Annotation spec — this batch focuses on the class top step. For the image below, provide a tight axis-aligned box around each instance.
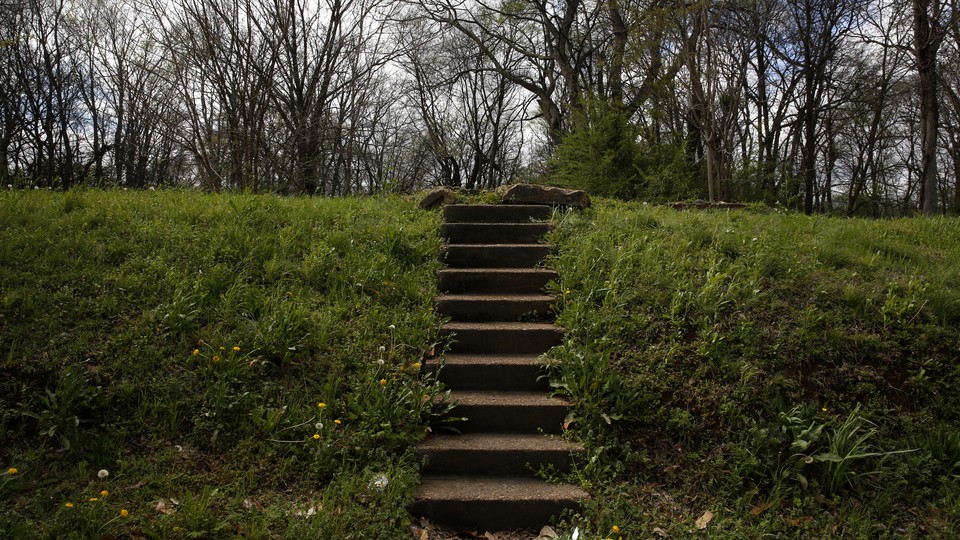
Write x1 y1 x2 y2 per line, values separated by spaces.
444 204 551 223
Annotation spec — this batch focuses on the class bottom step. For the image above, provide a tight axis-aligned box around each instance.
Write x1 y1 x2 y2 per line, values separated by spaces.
411 476 588 532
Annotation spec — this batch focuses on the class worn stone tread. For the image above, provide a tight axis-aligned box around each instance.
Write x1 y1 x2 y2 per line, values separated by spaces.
415 476 588 502
436 294 556 302
418 433 580 453
443 204 552 223
437 354 545 367
449 390 569 407
441 321 562 332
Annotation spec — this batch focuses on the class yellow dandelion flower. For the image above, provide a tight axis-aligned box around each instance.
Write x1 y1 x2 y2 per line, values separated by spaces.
89 497 98 502
120 509 129 517
213 355 220 363
317 402 326 408
412 362 421 370
100 490 109 496
379 378 387 385
334 419 342 425
822 407 828 413
232 346 240 352
65 502 74 508
7 467 16 474
312 433 320 440
219 346 225 351
192 349 199 356
612 525 620 533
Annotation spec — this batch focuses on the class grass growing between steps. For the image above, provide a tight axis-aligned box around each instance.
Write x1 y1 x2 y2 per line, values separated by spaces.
0 189 445 538
546 200 960 538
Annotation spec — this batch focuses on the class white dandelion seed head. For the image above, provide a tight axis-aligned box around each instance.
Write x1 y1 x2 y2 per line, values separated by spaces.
378 346 386 352
314 422 323 430
377 358 384 365
97 469 109 479
369 473 388 491
388 324 396 331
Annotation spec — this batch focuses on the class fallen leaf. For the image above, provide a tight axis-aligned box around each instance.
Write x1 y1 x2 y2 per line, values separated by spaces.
483 533 498 540
153 499 175 515
294 504 317 517
242 498 264 510
538 525 558 539
695 510 714 530
653 527 668 537
750 500 773 516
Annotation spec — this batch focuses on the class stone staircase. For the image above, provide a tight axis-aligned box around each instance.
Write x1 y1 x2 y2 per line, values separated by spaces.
412 204 588 532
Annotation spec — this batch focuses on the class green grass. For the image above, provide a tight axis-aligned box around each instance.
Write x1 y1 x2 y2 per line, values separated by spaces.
0 189 444 538
5 190 960 538
545 200 960 538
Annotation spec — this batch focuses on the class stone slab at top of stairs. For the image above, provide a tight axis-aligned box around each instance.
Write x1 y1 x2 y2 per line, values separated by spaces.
501 184 591 209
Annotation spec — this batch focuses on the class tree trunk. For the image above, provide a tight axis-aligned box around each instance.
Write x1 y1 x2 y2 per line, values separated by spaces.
913 0 940 215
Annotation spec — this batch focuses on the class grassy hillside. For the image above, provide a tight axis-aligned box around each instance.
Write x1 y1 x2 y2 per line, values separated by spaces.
3 190 960 538
546 201 960 538
0 190 444 538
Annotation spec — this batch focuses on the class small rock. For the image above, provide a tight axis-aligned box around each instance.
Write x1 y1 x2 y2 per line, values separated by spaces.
418 188 456 209
501 184 590 209
538 525 559 539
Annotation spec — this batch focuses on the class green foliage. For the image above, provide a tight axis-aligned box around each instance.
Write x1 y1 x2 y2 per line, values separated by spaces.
924 426 960 476
19 367 104 456
0 189 443 537
550 98 699 201
742 405 914 498
545 200 960 537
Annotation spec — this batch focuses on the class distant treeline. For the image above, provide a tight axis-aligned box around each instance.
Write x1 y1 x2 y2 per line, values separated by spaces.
2 0 959 215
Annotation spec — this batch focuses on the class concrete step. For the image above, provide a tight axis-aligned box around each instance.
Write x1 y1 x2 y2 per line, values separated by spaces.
425 354 548 391
441 223 552 244
441 244 550 268
440 322 563 354
411 476 587 532
417 433 583 476
436 294 555 322
438 268 559 295
447 390 569 433
444 204 552 224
